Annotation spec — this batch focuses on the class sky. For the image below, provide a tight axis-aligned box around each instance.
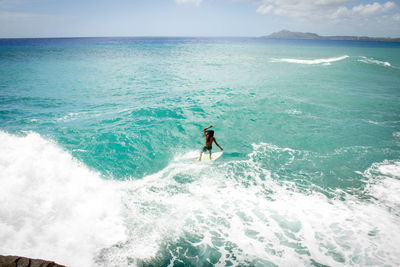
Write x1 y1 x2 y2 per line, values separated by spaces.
0 0 399 38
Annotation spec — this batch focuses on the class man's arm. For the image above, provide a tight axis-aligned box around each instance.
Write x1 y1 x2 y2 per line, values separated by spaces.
203 124 213 134
213 138 223 151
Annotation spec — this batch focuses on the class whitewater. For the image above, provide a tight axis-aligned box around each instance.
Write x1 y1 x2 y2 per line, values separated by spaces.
1 37 400 266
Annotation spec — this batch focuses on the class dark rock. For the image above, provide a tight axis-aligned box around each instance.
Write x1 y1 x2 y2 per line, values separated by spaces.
0 255 66 267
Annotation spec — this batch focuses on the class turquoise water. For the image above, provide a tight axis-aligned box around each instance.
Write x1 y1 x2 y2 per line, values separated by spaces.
1 37 400 266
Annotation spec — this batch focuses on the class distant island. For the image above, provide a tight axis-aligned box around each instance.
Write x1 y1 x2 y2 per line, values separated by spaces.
263 30 400 43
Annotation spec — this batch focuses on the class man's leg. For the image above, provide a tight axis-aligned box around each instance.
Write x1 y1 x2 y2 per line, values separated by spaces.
199 148 203 161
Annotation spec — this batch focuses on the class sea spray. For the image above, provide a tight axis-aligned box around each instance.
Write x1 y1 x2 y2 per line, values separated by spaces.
0 131 126 267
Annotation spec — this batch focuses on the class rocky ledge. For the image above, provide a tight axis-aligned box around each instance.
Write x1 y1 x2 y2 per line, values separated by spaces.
0 255 65 267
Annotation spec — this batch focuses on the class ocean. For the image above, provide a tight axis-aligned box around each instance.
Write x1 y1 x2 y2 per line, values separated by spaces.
0 37 399 266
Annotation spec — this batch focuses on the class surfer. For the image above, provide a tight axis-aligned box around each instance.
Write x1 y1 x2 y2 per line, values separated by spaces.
199 125 223 160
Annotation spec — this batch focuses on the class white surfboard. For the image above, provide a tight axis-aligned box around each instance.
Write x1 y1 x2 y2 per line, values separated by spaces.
197 151 224 162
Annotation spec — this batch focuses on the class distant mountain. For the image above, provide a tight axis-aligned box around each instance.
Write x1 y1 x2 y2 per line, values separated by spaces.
267 30 320 39
264 30 400 42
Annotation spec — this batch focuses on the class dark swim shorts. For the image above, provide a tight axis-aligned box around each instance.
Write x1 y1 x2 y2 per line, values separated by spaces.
201 146 212 152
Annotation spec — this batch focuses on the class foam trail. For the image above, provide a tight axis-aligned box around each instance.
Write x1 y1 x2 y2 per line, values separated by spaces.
0 131 126 267
270 55 349 65
101 143 400 266
362 160 400 214
358 56 391 67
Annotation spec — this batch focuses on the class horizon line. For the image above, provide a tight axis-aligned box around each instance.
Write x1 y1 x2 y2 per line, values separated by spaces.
0 35 258 40
1 32 399 41
1 35 400 41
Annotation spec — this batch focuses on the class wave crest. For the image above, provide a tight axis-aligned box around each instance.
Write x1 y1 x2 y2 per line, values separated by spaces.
270 55 349 65
0 131 126 267
358 56 392 67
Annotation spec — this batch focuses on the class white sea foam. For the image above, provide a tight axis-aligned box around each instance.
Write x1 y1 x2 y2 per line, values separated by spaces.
362 160 400 215
358 56 391 67
1 134 400 266
172 149 201 161
104 143 400 266
367 119 383 125
56 112 84 122
285 109 302 115
0 131 126 267
270 55 349 65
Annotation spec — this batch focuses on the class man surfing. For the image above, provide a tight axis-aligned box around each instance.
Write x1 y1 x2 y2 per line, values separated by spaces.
199 125 223 161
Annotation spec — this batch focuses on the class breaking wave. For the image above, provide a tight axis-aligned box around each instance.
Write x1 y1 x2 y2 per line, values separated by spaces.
1 132 400 266
270 55 349 65
0 131 126 267
358 56 392 67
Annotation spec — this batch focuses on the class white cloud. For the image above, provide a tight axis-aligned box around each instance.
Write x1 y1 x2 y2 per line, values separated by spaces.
173 0 399 22
251 0 400 36
331 6 351 19
256 4 273 14
352 1 396 16
253 0 398 20
174 0 203 6
254 0 348 18
314 0 346 6
330 1 397 19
